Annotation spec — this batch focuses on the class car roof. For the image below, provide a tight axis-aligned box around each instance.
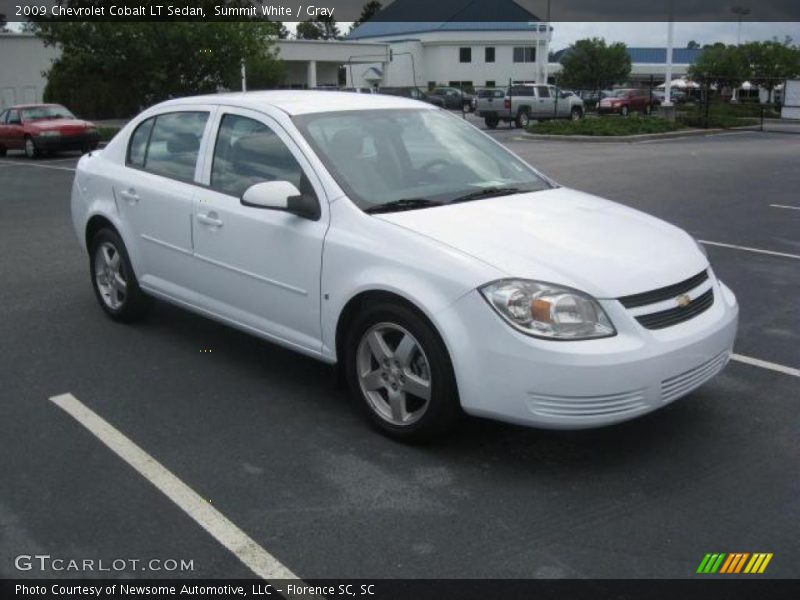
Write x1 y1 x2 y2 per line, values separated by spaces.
155 90 433 116
6 103 64 109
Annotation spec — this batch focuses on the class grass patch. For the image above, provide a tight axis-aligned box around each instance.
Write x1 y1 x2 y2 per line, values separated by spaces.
97 126 120 142
527 116 685 136
677 114 759 129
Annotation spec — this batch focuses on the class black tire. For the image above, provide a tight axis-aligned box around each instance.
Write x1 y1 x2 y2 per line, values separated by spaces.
515 110 531 129
484 115 499 129
620 105 629 117
345 302 460 442
89 228 151 322
24 136 40 159
570 107 583 121
645 104 653 116
0 145 6 157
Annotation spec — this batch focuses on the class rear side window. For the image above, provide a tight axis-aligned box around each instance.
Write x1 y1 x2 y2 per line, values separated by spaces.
145 112 208 181
210 114 308 199
126 111 209 181
127 118 154 168
510 86 534 97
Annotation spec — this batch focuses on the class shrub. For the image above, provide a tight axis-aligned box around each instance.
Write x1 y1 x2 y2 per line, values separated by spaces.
527 116 684 136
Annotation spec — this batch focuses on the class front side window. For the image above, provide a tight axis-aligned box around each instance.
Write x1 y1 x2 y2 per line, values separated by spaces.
294 109 549 211
0 110 7 123
211 113 308 199
7 110 21 124
143 112 208 181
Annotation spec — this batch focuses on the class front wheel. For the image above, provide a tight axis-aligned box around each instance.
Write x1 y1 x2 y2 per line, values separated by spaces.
645 104 653 115
570 107 583 121
515 110 531 129
89 228 151 322
345 302 460 442
24 136 39 159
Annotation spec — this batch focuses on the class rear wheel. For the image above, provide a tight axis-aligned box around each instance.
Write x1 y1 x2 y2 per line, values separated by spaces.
484 114 499 129
89 228 151 322
515 110 531 129
644 104 653 115
345 302 460 442
570 107 583 121
24 136 39 159
620 105 629 117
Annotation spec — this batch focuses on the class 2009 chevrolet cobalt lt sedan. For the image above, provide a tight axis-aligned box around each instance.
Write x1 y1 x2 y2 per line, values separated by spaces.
71 91 738 441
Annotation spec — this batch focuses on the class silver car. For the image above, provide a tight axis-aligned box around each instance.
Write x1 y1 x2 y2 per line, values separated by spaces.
477 84 585 129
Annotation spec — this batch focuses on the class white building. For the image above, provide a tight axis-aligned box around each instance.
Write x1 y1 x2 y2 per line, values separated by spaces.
345 20 551 90
0 32 60 110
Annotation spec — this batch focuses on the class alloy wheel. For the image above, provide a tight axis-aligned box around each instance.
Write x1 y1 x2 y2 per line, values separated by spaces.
94 241 128 310
25 138 36 158
356 322 432 426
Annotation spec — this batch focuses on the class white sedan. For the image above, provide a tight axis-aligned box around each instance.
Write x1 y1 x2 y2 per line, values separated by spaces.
70 91 738 441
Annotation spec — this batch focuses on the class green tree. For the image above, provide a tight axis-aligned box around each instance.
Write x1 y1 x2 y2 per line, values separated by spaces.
0 13 8 32
558 38 631 91
687 40 700 49
36 21 282 118
688 44 749 92
349 1 382 33
296 19 323 40
741 40 800 101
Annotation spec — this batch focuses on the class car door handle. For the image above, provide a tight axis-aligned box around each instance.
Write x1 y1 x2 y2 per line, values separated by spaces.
119 189 139 204
196 212 223 228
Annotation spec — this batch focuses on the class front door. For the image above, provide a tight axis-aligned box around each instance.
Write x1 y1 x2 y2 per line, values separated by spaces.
192 109 328 355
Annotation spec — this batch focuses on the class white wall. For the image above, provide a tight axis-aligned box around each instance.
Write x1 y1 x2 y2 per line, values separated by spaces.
0 34 61 110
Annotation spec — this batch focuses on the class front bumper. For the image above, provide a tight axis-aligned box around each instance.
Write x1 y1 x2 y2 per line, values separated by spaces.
436 276 739 429
597 105 623 114
34 132 100 152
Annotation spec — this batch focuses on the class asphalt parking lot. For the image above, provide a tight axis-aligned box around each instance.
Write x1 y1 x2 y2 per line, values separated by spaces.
1 127 798 581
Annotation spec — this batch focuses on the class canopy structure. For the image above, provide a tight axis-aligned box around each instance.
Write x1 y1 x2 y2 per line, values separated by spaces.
657 78 700 89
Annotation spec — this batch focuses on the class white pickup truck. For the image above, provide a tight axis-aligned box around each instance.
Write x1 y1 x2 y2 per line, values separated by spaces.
476 84 584 129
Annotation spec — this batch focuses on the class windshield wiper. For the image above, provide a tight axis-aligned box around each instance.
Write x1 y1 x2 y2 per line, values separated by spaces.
364 198 444 214
449 187 522 204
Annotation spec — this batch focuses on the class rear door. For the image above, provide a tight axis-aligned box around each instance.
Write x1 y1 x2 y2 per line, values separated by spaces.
5 109 25 149
114 107 214 301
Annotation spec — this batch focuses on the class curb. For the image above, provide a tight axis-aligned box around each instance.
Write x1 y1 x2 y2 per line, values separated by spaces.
521 125 761 143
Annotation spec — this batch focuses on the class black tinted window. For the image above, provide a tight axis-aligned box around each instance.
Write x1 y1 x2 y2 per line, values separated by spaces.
510 86 534 97
211 114 307 198
537 86 550 98
127 118 155 168
144 112 208 181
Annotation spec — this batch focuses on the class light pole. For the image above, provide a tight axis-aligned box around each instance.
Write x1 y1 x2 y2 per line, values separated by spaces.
731 6 750 45
662 1 675 120
542 0 551 84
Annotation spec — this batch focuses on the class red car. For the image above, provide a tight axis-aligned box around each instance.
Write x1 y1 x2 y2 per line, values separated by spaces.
0 103 100 158
597 89 658 116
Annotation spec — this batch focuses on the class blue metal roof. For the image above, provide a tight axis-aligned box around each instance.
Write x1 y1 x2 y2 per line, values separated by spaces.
625 47 703 64
347 21 544 40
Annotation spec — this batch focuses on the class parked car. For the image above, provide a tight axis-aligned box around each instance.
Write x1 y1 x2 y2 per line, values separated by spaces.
70 91 738 441
598 89 658 116
652 88 689 104
478 84 585 128
428 86 474 111
0 103 100 158
377 87 443 107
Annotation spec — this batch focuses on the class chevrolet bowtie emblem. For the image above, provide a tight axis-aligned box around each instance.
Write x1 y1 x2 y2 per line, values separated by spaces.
676 294 692 308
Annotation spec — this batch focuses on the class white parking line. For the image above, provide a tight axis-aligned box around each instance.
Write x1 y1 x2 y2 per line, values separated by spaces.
0 160 75 172
731 354 800 378
698 240 800 261
49 393 301 581
770 204 800 211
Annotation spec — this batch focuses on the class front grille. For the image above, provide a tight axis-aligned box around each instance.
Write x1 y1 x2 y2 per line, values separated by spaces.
635 289 715 330
619 270 709 309
661 351 729 403
527 389 647 419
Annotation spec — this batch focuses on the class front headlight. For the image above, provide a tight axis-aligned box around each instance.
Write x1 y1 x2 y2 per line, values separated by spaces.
37 130 60 137
479 279 616 340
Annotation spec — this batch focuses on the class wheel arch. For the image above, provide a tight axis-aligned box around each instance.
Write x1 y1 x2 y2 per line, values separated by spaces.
85 214 120 251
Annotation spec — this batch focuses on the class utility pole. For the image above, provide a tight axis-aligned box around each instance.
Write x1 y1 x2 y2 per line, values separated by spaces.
241 59 247 92
542 0 551 84
732 6 750 45
662 1 675 121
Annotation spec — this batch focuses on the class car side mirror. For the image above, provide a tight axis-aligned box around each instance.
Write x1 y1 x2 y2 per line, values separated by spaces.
241 181 320 221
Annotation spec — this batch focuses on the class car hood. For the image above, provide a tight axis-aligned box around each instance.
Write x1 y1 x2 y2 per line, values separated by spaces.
375 187 707 299
27 119 93 131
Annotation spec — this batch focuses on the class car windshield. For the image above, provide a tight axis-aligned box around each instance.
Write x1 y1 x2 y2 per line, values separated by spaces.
294 109 550 211
21 105 75 121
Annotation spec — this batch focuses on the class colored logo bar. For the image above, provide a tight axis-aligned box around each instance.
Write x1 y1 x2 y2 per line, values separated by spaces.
696 553 773 574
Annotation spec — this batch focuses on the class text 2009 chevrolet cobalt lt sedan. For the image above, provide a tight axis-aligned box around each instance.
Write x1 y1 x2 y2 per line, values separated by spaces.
71 91 738 441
